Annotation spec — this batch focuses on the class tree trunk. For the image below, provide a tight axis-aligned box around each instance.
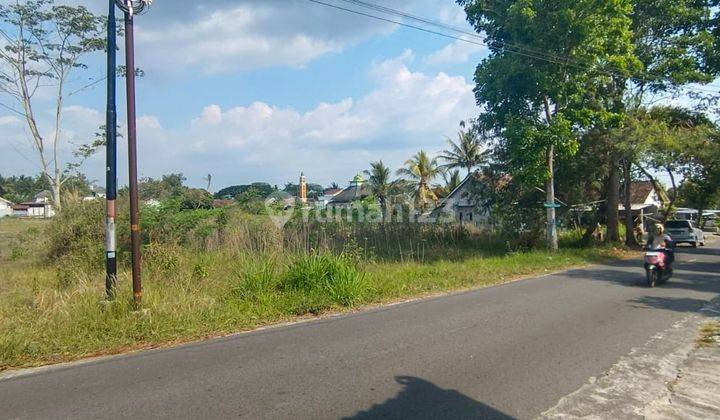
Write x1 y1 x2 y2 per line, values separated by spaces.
623 160 639 247
606 152 620 243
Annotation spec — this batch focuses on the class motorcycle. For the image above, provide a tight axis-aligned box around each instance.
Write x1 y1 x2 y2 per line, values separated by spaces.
643 240 674 288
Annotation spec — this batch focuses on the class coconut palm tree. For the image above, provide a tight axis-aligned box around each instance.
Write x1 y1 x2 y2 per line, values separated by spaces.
364 160 392 219
441 169 462 196
396 150 442 212
438 130 489 175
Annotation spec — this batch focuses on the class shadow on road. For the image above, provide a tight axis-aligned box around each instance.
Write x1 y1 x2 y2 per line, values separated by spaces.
628 296 714 313
344 376 514 420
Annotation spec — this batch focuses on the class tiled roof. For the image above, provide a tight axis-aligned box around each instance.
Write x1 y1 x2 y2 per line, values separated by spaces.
328 183 371 204
628 181 655 204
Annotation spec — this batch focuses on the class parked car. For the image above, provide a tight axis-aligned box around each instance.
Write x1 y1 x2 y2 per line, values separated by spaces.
664 220 705 247
702 218 719 235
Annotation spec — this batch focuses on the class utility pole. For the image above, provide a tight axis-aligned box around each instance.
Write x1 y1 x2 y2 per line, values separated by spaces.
545 144 559 251
105 0 117 300
117 0 151 308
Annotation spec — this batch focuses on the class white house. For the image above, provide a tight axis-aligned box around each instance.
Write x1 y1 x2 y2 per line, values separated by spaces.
11 190 55 218
0 196 13 218
429 171 493 227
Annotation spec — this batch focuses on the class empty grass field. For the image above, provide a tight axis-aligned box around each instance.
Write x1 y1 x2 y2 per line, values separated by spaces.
0 213 628 370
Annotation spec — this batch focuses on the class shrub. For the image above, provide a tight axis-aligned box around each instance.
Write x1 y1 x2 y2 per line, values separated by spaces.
229 255 280 301
45 200 105 269
283 253 366 307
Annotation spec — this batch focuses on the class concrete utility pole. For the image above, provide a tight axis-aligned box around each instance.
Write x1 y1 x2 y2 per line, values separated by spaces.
105 0 118 300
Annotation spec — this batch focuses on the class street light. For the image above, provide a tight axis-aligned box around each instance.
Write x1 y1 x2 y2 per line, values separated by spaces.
115 0 152 309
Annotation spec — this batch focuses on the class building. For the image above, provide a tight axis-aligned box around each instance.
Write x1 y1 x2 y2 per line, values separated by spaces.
429 171 492 226
299 172 308 204
0 196 13 218
317 187 343 208
619 181 662 232
326 174 371 210
11 190 55 218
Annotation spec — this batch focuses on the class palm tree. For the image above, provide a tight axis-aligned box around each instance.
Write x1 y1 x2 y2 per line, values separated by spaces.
203 174 212 191
438 130 489 175
441 169 462 196
396 150 442 212
364 160 392 219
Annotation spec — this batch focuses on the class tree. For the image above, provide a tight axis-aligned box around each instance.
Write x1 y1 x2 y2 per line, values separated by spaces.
363 160 392 220
179 188 213 210
138 173 186 201
0 173 50 203
396 150 442 213
203 174 212 191
459 0 639 250
440 169 463 196
677 128 720 225
438 129 488 175
0 1 105 211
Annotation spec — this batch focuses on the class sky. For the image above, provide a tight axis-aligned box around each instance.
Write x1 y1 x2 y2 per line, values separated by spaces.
0 0 489 191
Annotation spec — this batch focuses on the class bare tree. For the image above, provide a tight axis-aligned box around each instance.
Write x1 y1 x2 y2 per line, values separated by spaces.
0 0 105 210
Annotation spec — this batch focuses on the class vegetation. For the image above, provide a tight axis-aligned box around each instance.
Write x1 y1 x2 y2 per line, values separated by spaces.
458 0 720 247
0 0 106 210
0 201 627 370
396 150 443 213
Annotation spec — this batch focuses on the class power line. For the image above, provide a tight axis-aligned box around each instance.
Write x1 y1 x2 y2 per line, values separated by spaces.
308 0 720 96
306 0 581 73
68 76 107 97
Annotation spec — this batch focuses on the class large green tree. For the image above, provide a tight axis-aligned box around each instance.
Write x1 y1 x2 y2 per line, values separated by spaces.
458 0 640 250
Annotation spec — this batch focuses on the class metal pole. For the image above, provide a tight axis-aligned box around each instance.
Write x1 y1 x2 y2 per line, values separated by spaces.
105 0 117 300
124 10 142 308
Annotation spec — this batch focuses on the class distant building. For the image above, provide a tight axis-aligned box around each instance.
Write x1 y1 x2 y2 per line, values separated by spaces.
0 196 13 218
429 171 492 226
299 172 308 204
326 174 371 210
83 185 107 201
619 181 662 232
317 187 343 208
11 190 55 218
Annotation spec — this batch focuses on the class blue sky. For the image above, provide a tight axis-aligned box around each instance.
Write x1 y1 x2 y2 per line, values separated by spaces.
0 0 490 190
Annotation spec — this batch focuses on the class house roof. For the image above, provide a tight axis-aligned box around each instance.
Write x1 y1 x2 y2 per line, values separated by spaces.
34 190 52 200
20 202 47 207
322 188 343 197
628 181 655 204
12 205 29 210
0 196 13 205
328 182 371 204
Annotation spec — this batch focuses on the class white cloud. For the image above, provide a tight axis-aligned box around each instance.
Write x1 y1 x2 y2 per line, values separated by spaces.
144 51 477 186
1 51 478 188
423 40 487 66
132 1 395 76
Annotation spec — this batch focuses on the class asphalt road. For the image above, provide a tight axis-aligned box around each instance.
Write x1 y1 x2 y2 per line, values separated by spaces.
2 241 719 420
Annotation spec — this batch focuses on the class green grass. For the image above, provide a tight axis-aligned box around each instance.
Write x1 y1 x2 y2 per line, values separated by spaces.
0 216 628 370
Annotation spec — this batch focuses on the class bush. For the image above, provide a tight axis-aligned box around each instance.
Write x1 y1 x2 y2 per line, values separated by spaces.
45 200 105 269
283 253 366 307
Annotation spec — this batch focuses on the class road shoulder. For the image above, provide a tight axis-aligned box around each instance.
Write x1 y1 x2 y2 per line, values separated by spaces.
540 297 720 419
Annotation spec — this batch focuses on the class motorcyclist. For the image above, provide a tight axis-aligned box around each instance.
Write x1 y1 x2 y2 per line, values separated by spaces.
648 223 674 265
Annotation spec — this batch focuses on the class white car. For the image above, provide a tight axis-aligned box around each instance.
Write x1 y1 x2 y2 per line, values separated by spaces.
664 220 705 247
